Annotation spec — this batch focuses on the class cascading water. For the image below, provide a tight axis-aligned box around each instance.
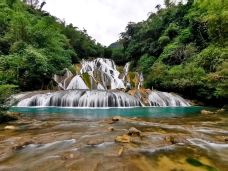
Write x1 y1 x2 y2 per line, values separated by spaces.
122 62 130 81
16 90 189 107
137 72 144 89
80 58 125 90
66 75 89 90
17 90 141 108
148 91 190 107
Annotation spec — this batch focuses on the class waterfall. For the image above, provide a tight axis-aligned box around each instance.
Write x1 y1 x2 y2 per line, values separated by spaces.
137 73 144 89
16 58 191 108
17 90 142 108
122 62 130 80
97 83 105 90
66 75 89 90
80 58 125 90
148 91 190 107
16 90 190 108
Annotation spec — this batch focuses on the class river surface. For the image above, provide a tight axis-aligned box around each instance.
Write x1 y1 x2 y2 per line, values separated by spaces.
0 107 227 171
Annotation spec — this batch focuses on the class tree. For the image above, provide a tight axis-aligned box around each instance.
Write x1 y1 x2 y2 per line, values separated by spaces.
118 0 227 104
23 0 46 9
23 0 39 7
155 4 161 11
39 1 46 10
164 0 173 8
0 0 103 91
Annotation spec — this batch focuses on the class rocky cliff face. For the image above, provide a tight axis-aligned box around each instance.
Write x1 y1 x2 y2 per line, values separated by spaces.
53 58 143 91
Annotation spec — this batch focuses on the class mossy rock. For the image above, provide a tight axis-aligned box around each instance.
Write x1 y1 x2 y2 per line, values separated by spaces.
128 72 136 80
75 64 82 74
68 65 77 75
127 72 140 88
117 66 124 73
81 73 91 89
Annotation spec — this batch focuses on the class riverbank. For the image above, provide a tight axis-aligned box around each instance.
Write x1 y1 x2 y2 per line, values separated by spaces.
0 109 227 171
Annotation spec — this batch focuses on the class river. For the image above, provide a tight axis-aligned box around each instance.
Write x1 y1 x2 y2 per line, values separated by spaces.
0 107 227 171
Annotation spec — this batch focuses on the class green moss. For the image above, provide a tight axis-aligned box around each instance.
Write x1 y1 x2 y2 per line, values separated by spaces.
128 72 136 88
117 66 124 73
81 73 91 89
128 72 136 80
68 65 77 75
186 158 218 171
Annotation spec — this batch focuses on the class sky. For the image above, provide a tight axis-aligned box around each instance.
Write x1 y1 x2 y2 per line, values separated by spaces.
43 0 164 46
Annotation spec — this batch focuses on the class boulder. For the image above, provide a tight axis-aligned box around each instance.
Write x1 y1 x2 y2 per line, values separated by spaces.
128 127 141 136
115 135 131 143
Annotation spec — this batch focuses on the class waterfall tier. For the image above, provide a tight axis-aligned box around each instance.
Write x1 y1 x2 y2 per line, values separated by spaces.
16 90 190 108
17 90 142 108
148 91 190 107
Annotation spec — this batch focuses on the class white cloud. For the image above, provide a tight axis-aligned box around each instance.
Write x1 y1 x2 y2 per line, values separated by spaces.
43 0 164 46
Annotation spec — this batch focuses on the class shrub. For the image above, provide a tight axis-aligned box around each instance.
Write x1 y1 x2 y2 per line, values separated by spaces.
0 84 18 105
138 54 156 74
158 36 170 46
194 45 225 73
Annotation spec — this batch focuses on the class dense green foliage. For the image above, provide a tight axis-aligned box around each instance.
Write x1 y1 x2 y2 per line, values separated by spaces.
114 0 227 104
0 0 104 93
0 84 18 105
0 84 18 123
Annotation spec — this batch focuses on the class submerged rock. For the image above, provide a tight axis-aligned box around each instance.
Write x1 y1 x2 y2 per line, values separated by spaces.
12 141 35 150
112 116 121 122
115 135 131 143
164 135 187 144
86 139 104 146
4 125 17 130
108 127 114 131
201 110 215 115
128 127 141 136
225 138 228 143
62 152 76 160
